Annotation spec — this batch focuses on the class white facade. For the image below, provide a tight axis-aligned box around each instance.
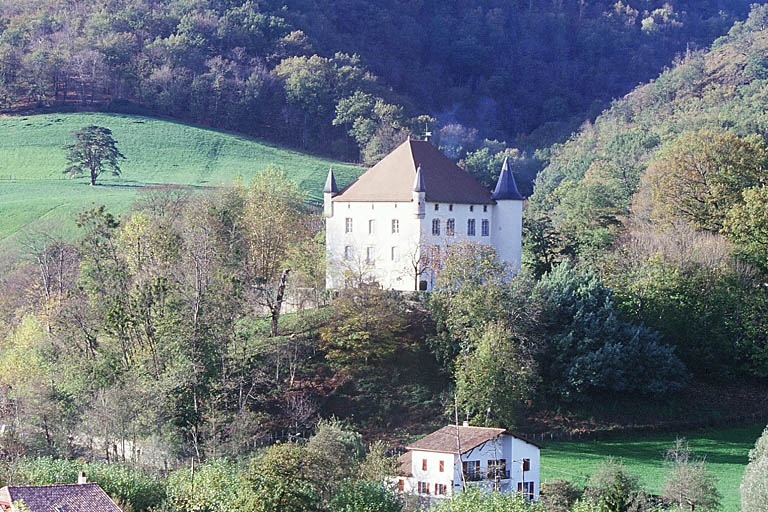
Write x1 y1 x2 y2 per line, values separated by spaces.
396 428 541 501
324 140 524 291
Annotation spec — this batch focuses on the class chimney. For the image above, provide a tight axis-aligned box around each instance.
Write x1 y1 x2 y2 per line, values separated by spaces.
77 471 87 485
462 421 469 427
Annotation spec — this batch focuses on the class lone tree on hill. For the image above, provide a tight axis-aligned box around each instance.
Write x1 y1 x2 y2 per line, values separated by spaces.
63 125 125 186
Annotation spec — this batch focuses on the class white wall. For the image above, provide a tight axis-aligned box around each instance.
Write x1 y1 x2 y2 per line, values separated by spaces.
326 199 422 291
326 198 523 291
491 200 523 272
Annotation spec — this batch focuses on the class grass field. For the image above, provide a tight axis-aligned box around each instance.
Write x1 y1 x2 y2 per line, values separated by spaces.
0 112 363 247
541 423 765 511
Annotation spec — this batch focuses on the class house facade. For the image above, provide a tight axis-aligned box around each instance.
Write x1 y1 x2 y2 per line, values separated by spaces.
324 139 524 291
396 424 542 501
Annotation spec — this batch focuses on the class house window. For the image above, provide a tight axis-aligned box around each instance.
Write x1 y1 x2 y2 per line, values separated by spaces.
432 219 440 236
483 205 488 212
345 218 353 233
369 219 375 234
391 246 399 261
391 219 399 234
518 482 534 501
467 219 476 236
366 246 375 265
435 483 447 495
469 205 474 212
522 458 531 472
449 204 453 211
417 481 430 495
397 479 405 492
422 459 427 471
463 460 480 480
344 246 352 261
489 459 507 479
439 460 444 472
446 219 455 236
434 204 439 211
481 219 489 236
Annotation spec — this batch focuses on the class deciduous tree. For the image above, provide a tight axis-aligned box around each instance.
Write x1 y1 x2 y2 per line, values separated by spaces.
62 125 125 186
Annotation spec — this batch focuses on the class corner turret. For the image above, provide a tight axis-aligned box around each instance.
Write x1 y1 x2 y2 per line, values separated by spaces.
323 167 338 218
490 157 524 272
413 164 426 218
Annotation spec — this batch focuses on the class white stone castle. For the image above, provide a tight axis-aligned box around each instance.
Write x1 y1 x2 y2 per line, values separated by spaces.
324 139 523 291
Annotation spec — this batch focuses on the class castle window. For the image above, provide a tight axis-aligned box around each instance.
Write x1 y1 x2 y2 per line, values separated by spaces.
434 204 439 211
392 219 399 234
483 205 488 212
368 219 375 234
391 246 399 261
432 219 440 236
366 246 375 265
344 246 352 260
470 205 474 212
430 245 440 262
345 218 353 233
481 219 489 237
446 218 455 236
449 204 453 211
467 219 476 236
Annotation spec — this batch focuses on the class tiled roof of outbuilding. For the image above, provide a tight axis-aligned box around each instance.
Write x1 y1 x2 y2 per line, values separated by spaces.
0 483 122 512
407 425 543 454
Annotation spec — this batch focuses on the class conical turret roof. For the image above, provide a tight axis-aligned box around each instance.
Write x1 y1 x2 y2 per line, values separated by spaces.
491 157 524 200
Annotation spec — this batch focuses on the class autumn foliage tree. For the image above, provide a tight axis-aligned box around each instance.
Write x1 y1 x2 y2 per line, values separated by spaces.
649 130 768 231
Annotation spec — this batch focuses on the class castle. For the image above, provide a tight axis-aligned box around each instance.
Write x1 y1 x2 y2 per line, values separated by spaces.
324 139 523 291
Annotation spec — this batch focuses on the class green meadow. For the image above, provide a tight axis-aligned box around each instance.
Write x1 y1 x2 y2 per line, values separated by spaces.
0 112 363 247
541 423 765 511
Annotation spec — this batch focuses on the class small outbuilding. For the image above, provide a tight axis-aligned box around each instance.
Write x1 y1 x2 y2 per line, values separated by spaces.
0 473 121 512
395 423 542 501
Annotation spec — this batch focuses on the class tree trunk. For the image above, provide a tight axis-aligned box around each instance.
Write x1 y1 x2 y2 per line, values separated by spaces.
270 269 290 336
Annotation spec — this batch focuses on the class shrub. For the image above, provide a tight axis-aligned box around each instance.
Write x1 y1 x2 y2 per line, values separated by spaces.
330 480 401 512
742 425 768 512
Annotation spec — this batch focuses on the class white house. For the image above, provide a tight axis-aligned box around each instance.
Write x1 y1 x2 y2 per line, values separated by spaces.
395 424 542 501
324 139 524 291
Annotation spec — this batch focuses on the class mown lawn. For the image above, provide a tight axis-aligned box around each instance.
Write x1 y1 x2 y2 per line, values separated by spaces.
541 423 765 511
0 112 362 246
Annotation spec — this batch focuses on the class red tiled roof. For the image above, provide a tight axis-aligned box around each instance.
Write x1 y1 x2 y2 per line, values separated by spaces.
0 483 121 512
397 451 413 477
333 139 494 204
407 425 543 454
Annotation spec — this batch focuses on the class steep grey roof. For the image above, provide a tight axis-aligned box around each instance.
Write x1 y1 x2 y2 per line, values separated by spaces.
333 139 494 204
406 425 543 454
0 483 122 512
323 167 338 194
413 165 425 192
491 157 524 200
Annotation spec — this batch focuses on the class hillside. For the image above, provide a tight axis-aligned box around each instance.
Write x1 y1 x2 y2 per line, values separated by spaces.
0 113 362 246
528 5 768 259
0 0 757 162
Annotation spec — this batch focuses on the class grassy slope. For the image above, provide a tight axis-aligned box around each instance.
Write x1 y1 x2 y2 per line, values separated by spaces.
0 112 363 246
542 423 764 511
